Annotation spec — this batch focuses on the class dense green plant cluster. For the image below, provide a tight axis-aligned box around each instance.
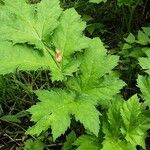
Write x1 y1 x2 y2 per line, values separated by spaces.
0 0 150 149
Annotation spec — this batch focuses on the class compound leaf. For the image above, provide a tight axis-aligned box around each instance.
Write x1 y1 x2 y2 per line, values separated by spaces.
124 33 135 44
52 8 89 79
0 41 54 74
102 95 150 149
26 90 100 140
89 0 106 4
24 139 44 150
117 0 141 6
142 27 150 36
74 135 101 150
137 30 150 45
102 139 133 150
68 38 125 106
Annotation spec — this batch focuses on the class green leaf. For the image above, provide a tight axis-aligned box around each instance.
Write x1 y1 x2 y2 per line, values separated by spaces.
0 41 58 75
103 96 123 139
62 131 77 150
74 135 101 150
139 49 150 75
85 74 125 107
122 43 132 50
117 0 140 6
24 139 44 150
120 95 149 148
137 75 150 106
52 8 89 80
0 114 21 123
121 47 146 58
102 96 126 150
0 0 62 49
124 33 135 44
0 1 90 81
35 0 62 41
72 96 100 136
26 90 100 140
0 1 89 81
68 38 125 106
142 27 150 36
102 95 150 149
80 38 117 84
137 30 150 45
53 8 87 57
89 0 107 4
121 28 150 59
102 139 134 150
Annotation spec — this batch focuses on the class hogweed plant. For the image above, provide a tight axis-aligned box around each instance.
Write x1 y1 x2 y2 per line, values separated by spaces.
0 0 150 149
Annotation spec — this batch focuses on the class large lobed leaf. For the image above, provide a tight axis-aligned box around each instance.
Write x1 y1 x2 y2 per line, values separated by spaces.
89 0 107 4
0 0 89 81
139 49 150 75
67 38 125 107
62 131 77 150
0 0 62 49
0 41 52 74
117 0 142 6
121 27 150 59
51 8 89 80
26 90 100 140
137 75 150 106
24 139 44 150
120 95 148 148
102 95 150 149
138 50 150 105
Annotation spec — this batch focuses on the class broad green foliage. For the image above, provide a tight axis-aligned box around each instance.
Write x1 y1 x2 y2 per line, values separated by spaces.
24 139 44 150
102 139 133 150
0 41 52 74
1 0 148 149
75 95 150 150
62 131 77 150
103 95 149 149
120 95 148 148
102 96 133 150
68 38 125 106
121 27 150 58
74 135 101 150
27 90 100 140
137 75 150 106
26 37 125 143
52 8 89 79
0 0 89 81
124 33 136 44
0 0 62 49
53 9 87 57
